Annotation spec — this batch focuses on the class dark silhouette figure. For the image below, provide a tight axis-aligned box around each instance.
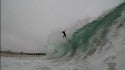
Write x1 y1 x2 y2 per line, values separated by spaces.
61 29 67 39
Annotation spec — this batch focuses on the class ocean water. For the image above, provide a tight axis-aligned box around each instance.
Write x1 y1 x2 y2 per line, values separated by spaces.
47 2 125 59
1 2 125 70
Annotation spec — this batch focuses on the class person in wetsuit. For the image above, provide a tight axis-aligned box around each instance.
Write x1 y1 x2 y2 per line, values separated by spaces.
61 29 67 39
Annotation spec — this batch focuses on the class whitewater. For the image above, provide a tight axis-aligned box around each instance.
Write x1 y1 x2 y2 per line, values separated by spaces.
1 2 125 70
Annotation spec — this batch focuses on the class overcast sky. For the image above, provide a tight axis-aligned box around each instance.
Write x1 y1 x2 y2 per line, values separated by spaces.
1 0 124 53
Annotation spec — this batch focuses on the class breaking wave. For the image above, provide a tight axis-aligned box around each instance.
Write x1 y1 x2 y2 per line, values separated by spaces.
47 2 125 59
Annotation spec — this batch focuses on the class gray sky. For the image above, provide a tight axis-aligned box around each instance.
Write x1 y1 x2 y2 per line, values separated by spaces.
1 0 124 53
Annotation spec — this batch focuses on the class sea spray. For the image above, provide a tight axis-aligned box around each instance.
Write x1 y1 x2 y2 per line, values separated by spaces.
47 2 125 59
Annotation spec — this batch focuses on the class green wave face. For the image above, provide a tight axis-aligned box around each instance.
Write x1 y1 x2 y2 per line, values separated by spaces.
48 3 125 58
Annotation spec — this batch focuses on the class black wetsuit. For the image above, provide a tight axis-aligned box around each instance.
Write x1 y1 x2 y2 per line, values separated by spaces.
61 31 66 37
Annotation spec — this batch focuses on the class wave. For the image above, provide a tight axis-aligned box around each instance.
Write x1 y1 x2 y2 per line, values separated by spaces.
47 2 125 59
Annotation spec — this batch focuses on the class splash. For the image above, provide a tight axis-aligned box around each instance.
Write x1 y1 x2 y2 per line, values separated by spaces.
47 2 125 59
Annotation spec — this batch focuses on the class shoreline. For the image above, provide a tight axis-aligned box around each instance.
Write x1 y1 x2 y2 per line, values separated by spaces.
0 51 46 58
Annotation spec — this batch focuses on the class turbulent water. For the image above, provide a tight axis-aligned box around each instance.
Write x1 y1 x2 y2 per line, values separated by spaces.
47 2 125 59
1 2 125 70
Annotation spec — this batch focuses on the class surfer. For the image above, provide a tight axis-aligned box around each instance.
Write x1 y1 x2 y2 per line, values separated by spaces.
61 29 67 39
